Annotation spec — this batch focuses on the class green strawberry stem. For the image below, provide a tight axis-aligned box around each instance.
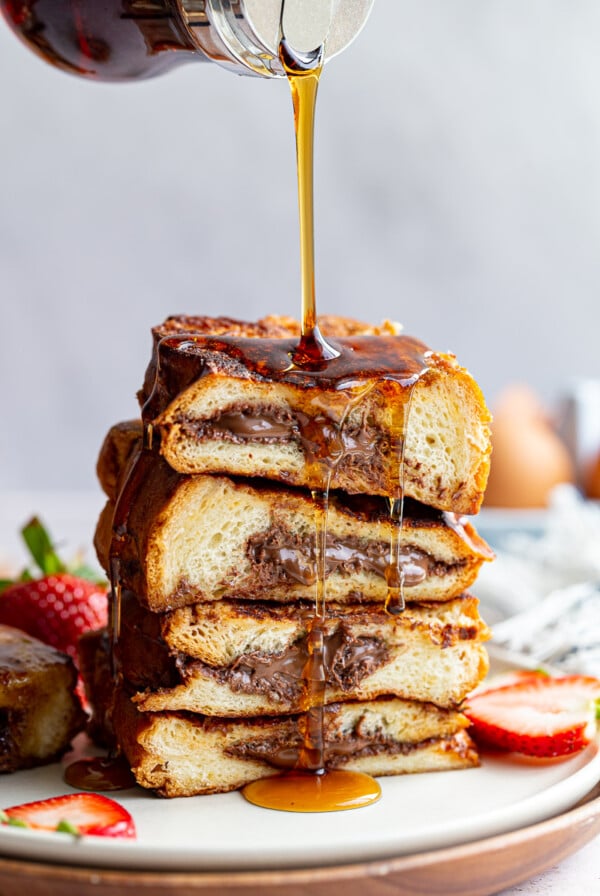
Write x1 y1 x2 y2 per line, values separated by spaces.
56 819 82 836
21 517 67 577
0 518 106 594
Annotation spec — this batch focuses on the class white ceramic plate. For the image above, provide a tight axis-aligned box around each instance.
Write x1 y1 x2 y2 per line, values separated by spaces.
0 650 599 872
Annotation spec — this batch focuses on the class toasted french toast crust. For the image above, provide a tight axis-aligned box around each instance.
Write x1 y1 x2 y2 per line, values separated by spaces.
111 689 478 797
137 330 490 512
94 445 493 612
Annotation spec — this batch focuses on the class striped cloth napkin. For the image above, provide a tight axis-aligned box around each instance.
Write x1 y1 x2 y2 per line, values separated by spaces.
475 485 600 676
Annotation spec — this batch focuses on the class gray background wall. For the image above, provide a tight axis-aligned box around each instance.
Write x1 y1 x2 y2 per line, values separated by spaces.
1 1 600 491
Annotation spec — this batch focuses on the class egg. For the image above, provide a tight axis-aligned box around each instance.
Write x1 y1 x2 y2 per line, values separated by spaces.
484 385 575 508
585 451 600 499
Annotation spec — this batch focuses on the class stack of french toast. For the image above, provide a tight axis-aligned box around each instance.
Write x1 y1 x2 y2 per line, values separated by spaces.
87 314 494 797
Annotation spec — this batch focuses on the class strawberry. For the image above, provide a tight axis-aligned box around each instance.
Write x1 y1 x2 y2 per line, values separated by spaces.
0 793 135 839
464 675 600 758
0 518 107 665
469 668 549 697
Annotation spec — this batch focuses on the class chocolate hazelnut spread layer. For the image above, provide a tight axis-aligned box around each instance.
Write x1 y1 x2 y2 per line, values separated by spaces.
115 592 489 715
198 623 389 703
227 732 448 770
247 527 460 588
94 445 493 613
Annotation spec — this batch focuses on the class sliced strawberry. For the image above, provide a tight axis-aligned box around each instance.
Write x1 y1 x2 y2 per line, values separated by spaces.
465 675 600 758
1 793 135 839
470 668 549 697
0 518 107 665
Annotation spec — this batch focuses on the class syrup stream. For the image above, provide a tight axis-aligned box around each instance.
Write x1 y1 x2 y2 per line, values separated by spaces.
279 39 339 368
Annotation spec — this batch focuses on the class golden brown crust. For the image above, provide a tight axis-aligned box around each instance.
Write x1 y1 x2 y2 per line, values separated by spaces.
114 592 489 714
96 419 143 502
92 442 493 612
78 628 116 748
112 689 478 797
0 625 86 771
136 317 491 513
152 314 401 341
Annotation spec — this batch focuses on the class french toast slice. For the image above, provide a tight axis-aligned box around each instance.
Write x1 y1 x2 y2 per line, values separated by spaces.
96 419 143 503
113 689 478 797
0 625 86 772
94 441 493 612
117 594 489 715
78 627 115 748
139 317 491 514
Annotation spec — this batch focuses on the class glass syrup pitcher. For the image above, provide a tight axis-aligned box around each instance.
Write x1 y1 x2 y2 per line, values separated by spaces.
0 0 374 81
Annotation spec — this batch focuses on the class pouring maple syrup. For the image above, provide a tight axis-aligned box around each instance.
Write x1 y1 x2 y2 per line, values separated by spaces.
0 0 197 80
0 1 375 80
242 23 414 812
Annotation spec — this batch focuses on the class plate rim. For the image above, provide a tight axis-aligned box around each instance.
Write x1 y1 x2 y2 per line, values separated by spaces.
0 780 599 895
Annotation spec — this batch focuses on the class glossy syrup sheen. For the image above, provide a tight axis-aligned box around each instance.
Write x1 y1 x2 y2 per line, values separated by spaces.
243 769 381 814
64 756 136 791
142 333 432 422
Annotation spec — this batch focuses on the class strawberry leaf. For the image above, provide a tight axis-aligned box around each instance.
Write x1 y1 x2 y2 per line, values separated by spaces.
21 518 66 577
69 563 108 586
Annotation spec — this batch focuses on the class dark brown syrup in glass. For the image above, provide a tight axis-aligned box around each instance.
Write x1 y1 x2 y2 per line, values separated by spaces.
0 1 196 80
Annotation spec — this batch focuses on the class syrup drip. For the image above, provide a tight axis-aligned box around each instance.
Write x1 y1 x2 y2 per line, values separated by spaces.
296 489 329 773
242 380 386 811
109 555 123 683
64 447 151 792
64 755 136 792
108 445 156 688
385 498 406 615
384 387 415 615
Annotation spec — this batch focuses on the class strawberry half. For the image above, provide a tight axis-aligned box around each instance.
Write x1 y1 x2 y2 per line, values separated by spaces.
465 675 600 758
0 518 107 665
1 793 135 838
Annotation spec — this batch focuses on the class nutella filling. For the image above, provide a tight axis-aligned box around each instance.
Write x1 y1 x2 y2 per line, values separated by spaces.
178 405 383 473
187 407 296 444
208 411 294 440
191 624 389 703
227 732 444 770
248 530 447 588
